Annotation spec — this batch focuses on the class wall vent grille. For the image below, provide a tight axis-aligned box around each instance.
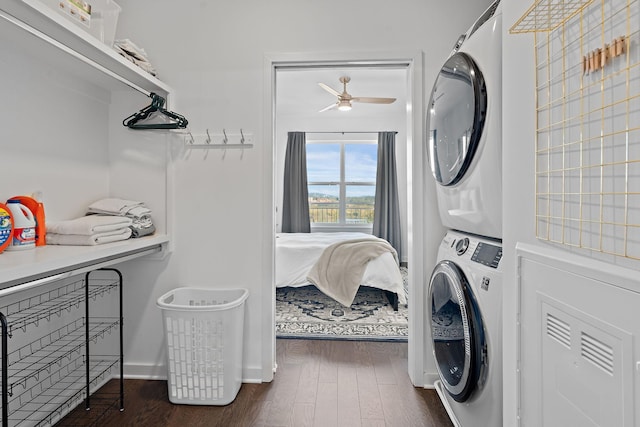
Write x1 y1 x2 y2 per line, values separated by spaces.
546 313 571 348
581 333 614 375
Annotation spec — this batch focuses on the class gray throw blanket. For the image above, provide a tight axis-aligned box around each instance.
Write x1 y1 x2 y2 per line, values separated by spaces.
306 237 398 307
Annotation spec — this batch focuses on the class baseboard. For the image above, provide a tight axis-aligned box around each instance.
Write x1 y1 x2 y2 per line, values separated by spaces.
422 371 440 389
123 363 167 380
123 363 267 384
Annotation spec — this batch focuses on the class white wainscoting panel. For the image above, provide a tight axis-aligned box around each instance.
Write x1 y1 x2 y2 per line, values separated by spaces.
517 243 640 426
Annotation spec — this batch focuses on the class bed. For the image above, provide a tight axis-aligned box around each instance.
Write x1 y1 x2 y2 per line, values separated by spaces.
275 232 406 310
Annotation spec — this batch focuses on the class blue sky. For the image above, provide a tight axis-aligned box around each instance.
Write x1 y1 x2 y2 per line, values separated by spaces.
307 143 377 197
306 143 377 181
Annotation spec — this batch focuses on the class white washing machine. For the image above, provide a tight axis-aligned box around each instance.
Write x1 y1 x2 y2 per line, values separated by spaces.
428 230 503 427
426 0 502 240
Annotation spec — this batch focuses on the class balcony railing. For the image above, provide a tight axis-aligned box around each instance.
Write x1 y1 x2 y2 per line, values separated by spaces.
309 204 374 224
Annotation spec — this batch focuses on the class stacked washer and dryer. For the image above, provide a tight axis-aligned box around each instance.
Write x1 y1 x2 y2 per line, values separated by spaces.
425 1 503 426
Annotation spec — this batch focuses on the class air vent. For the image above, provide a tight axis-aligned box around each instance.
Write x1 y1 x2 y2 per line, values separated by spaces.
546 313 571 348
581 333 614 375
467 0 500 39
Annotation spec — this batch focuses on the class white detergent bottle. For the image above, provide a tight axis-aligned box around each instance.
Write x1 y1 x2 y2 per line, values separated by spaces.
6 200 36 250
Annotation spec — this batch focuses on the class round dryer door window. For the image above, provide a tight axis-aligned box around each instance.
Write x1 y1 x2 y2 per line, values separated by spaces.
428 260 486 402
427 52 487 186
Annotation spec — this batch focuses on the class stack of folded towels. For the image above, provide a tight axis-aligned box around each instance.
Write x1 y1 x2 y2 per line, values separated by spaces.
46 198 156 246
46 215 133 246
86 198 156 238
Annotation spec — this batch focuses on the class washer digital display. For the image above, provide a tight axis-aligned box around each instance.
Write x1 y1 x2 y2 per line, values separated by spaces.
471 243 502 268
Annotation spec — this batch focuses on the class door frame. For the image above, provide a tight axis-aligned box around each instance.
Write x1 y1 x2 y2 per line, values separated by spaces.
262 50 428 385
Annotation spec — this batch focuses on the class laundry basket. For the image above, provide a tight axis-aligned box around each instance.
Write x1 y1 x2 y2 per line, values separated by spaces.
157 287 249 405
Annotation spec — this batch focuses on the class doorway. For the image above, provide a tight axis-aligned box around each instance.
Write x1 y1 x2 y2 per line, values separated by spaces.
264 51 428 385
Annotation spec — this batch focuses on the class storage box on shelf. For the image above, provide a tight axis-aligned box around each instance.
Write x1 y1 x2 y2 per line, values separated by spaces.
92 0 121 47
41 0 122 48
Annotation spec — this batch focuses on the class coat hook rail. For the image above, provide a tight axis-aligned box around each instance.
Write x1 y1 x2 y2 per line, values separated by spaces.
185 129 254 149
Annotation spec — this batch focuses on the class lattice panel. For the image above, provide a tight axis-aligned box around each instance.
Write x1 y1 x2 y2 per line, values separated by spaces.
510 0 595 33
512 0 640 259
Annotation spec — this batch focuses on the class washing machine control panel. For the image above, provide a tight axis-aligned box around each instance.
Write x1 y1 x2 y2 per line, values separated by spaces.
471 242 502 268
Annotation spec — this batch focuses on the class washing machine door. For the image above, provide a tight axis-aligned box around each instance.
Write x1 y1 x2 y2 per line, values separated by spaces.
429 260 486 402
427 52 487 186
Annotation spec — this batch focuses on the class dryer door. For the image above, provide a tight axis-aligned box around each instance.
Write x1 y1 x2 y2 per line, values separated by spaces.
429 260 486 402
427 52 487 186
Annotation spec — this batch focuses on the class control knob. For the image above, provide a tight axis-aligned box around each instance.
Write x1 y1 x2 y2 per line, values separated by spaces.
455 237 469 255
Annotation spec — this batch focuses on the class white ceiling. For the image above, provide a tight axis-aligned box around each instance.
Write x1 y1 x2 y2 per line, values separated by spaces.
275 66 408 121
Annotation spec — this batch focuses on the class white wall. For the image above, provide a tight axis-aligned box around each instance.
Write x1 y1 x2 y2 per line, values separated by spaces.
0 30 111 216
502 0 536 422
108 0 494 384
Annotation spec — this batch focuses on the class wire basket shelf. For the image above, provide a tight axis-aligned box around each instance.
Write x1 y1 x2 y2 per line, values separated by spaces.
511 0 640 260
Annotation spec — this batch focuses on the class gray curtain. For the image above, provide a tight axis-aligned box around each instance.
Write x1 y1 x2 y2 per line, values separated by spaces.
282 131 311 233
373 131 402 260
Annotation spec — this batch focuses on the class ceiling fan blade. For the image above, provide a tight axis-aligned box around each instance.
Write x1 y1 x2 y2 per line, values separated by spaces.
351 97 397 104
318 82 341 97
318 102 338 112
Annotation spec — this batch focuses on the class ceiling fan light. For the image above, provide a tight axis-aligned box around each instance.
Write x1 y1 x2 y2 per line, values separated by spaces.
337 100 352 111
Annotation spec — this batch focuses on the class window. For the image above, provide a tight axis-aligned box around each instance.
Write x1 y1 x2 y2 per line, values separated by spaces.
306 140 377 226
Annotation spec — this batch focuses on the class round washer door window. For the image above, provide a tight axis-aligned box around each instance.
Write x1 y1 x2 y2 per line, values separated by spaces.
427 52 487 186
428 260 486 402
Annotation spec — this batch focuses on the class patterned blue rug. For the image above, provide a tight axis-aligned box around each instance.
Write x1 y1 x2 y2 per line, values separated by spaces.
275 268 408 342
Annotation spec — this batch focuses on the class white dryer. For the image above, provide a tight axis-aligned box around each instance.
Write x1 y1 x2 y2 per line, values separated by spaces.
428 230 502 427
427 0 502 240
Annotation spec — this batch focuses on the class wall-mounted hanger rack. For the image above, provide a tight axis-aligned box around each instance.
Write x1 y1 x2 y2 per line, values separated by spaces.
123 93 188 130
184 129 254 149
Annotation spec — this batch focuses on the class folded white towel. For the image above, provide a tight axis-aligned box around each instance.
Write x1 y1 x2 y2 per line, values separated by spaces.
123 205 152 219
46 228 132 246
47 215 133 236
87 198 145 216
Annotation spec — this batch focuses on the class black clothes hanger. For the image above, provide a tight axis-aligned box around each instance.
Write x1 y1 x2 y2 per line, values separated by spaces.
123 93 189 130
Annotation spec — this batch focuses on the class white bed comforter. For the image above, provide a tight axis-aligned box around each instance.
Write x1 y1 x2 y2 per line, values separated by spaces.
275 232 406 305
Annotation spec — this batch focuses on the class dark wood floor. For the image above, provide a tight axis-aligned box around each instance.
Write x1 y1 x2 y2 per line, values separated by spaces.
59 339 453 427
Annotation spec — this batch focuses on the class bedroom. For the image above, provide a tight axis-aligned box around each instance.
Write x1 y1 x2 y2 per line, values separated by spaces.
273 65 410 340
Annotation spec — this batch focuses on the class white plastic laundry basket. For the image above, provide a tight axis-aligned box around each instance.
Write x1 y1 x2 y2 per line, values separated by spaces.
157 287 249 405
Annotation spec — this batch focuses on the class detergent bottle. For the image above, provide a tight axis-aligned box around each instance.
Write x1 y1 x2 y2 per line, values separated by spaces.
6 200 36 250
0 203 12 254
9 195 46 246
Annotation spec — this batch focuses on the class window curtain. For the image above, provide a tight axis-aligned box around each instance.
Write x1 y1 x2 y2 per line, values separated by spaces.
282 131 311 233
373 131 402 260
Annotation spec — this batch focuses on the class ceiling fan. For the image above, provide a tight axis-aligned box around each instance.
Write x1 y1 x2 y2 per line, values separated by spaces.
318 76 396 112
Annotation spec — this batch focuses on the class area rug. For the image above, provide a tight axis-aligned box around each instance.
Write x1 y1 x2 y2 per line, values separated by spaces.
275 268 408 342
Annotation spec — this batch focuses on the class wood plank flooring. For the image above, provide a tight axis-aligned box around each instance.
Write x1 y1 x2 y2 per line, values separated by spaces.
59 339 453 427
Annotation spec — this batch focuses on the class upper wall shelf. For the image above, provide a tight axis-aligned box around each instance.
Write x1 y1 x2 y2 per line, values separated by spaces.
510 0 594 33
0 0 171 96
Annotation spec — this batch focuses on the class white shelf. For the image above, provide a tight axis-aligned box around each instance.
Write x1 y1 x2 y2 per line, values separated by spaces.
0 1 175 293
0 235 169 291
0 0 171 96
